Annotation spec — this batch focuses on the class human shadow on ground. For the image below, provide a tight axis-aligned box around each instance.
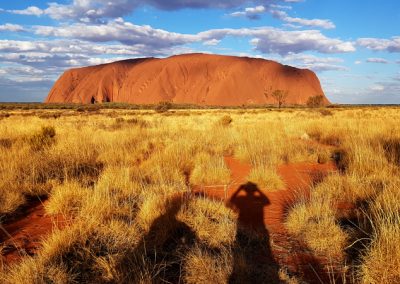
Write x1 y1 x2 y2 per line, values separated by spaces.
134 195 196 283
228 182 280 284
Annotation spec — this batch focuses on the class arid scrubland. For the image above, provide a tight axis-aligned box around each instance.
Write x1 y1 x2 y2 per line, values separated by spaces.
0 106 399 283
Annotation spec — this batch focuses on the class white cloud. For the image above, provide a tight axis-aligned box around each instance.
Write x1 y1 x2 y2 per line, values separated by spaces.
281 53 347 72
0 39 175 59
245 29 354 54
0 66 45 81
10 1 295 22
203 39 221 46
299 63 347 72
357 37 400 53
230 6 266 20
367 81 400 96
229 4 335 29
270 10 335 29
354 60 362 64
9 6 44 16
369 84 385 91
0 23 24 32
282 23 302 29
34 19 355 55
35 19 197 48
366 58 389 64
0 40 49 52
270 4 292 10
282 53 343 63
0 51 131 80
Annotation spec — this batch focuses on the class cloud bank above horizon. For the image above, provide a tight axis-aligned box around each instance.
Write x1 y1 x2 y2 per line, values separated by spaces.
0 0 399 103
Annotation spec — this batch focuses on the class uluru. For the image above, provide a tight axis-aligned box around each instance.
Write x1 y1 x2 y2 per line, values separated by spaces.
45 53 329 106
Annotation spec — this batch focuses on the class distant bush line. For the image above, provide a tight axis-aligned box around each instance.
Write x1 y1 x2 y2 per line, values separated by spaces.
0 102 399 111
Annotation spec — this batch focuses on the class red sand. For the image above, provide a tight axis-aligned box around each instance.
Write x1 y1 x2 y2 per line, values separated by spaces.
195 157 339 283
0 199 65 264
45 53 329 106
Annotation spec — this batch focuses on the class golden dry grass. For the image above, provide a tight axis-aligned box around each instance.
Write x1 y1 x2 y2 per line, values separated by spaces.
0 106 399 283
247 166 285 190
285 196 348 259
190 153 231 185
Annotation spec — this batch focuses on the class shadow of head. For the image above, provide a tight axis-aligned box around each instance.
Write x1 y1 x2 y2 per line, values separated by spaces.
165 195 184 216
230 182 270 216
238 181 258 194
131 193 195 283
235 182 269 203
144 194 195 245
161 194 186 221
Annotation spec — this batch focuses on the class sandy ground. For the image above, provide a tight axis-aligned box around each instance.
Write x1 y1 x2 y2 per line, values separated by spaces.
1 198 65 264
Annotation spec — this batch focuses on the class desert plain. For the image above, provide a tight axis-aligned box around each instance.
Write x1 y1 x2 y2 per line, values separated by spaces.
0 104 399 283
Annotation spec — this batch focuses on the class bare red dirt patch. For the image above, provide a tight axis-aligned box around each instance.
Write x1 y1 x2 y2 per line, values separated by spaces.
0 198 65 265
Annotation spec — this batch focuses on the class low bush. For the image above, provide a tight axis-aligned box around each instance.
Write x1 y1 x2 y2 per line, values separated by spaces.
0 112 11 119
0 138 13 149
319 109 333 116
306 95 325 108
218 115 233 127
38 112 61 119
28 126 56 151
154 101 172 113
381 138 400 166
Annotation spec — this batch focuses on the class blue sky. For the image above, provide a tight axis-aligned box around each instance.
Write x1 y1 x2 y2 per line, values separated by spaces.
0 0 399 103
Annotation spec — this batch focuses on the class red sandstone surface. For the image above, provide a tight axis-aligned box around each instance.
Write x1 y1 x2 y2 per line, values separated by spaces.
45 53 329 106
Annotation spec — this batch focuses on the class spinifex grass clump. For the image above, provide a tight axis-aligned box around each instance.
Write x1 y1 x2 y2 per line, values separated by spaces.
218 115 233 127
28 126 56 151
0 138 12 149
285 196 348 259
